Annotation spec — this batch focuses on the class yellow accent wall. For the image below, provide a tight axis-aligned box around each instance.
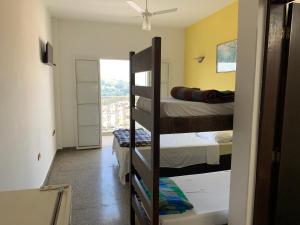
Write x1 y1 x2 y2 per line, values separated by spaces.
184 2 238 91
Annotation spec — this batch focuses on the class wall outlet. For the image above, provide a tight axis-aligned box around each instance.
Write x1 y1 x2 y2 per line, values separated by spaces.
38 153 41 161
52 129 56 136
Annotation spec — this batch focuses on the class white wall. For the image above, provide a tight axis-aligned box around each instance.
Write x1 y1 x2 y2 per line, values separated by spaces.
53 19 185 148
0 0 56 191
229 0 267 224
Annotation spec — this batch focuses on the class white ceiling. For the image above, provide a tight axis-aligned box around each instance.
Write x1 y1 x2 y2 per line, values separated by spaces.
45 0 236 28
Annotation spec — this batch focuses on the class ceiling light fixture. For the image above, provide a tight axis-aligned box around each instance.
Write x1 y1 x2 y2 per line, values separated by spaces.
126 0 178 31
142 15 151 31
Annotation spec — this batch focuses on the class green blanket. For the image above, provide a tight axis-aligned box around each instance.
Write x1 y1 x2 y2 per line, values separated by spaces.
142 178 194 215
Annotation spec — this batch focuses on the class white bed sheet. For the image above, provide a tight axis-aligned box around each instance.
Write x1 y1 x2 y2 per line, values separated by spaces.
113 132 231 185
160 171 230 225
136 97 234 117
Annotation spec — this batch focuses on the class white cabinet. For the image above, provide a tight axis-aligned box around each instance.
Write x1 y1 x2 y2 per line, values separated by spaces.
75 59 101 149
78 126 101 147
76 60 99 82
77 83 99 104
78 104 100 126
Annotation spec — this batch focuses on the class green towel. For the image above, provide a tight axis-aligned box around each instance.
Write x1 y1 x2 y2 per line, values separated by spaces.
141 178 194 215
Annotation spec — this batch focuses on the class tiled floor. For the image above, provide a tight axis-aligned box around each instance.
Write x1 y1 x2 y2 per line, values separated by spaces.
47 136 130 225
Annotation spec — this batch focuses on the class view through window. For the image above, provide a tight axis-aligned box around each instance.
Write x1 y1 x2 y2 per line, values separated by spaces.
100 59 147 134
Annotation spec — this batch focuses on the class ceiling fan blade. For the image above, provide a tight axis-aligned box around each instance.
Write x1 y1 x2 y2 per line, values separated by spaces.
152 8 178 16
126 1 145 14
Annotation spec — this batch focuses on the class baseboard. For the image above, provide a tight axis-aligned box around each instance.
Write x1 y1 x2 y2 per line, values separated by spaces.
42 150 57 186
42 147 77 186
57 146 77 151
58 146 101 151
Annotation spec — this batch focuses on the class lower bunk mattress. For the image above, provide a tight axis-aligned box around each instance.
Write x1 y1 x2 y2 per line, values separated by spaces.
160 171 230 225
113 132 232 184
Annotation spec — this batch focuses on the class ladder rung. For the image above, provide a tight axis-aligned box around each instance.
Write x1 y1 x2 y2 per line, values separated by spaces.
132 148 153 192
131 108 152 132
132 174 152 217
132 193 150 225
132 86 152 99
131 47 152 73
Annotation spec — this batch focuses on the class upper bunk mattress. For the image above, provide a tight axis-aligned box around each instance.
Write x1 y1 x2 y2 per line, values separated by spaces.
160 171 230 225
137 97 234 118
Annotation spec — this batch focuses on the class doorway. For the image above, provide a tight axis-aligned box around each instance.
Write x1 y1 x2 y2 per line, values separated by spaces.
100 59 149 135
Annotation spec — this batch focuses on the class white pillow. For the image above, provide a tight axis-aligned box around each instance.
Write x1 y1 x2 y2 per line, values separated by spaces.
215 131 233 143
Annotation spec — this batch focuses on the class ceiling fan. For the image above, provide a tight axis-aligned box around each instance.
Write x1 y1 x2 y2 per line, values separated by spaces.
126 0 178 31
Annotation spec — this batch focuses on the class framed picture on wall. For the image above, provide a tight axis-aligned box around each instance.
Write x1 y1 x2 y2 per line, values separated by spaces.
216 40 237 73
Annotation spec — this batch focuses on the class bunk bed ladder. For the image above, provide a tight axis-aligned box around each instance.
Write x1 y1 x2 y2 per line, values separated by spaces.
129 37 161 225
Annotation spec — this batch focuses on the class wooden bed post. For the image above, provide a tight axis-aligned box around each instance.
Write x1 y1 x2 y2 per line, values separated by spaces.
129 37 161 225
151 37 161 225
129 36 236 224
129 51 136 225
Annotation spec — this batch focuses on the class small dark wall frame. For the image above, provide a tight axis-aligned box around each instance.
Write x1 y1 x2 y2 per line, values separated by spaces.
216 39 238 73
40 39 56 66
39 38 47 63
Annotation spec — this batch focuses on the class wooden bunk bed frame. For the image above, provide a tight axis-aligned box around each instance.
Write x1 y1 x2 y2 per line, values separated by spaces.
129 37 233 225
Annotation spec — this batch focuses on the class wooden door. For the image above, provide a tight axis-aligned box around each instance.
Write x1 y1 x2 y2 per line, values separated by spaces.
253 1 300 224
275 3 300 224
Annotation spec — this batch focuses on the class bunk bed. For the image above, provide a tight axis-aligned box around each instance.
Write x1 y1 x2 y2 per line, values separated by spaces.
129 37 232 225
113 131 232 184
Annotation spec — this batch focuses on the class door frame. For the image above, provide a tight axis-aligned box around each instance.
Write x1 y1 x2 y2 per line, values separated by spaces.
253 0 294 224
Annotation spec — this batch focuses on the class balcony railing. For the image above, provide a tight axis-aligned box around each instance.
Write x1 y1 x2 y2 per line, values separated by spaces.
102 96 129 134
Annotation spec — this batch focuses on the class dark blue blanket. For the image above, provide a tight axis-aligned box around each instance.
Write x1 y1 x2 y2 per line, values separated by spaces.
113 128 151 147
171 86 235 104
